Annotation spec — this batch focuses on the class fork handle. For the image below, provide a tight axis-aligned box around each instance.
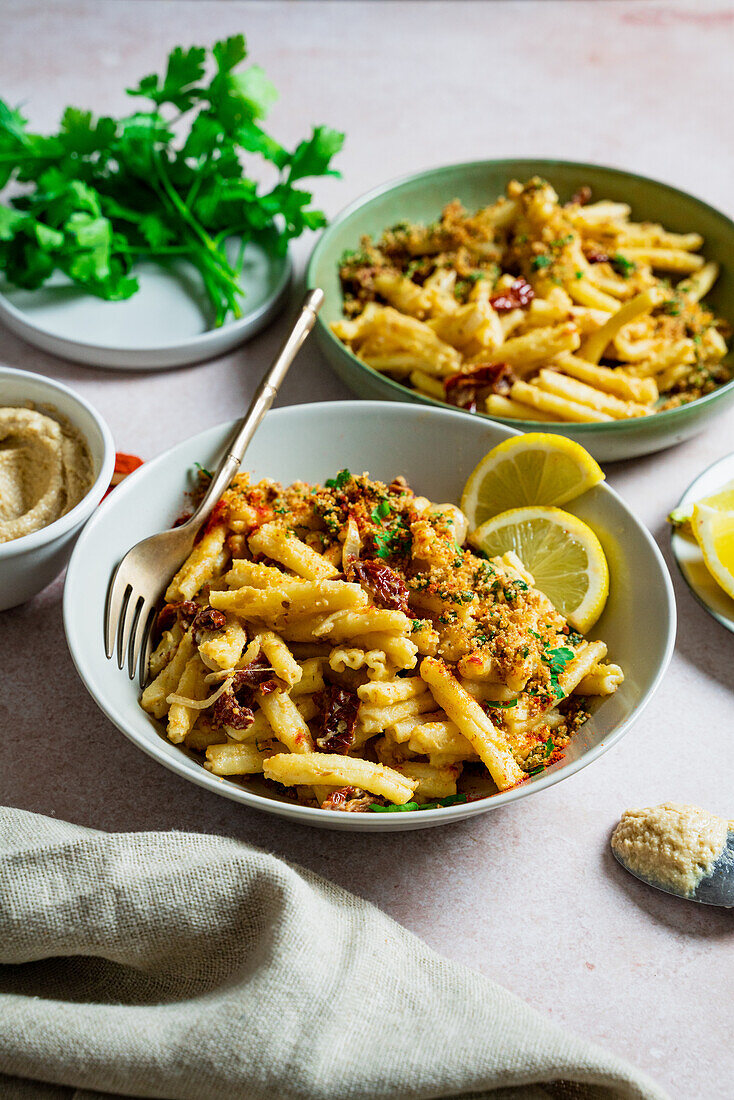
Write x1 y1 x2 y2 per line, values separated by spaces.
184 288 324 531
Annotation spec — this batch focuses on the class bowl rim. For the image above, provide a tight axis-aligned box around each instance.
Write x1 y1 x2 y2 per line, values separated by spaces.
0 247 292 358
670 448 734 635
0 365 116 557
306 156 734 433
62 399 677 827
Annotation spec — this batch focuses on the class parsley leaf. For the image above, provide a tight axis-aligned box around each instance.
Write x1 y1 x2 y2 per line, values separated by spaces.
370 498 391 523
325 468 351 490
542 645 575 698
0 36 344 325
611 253 636 278
369 794 468 812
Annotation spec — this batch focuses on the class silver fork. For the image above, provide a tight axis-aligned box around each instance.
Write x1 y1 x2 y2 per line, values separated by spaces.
104 287 324 684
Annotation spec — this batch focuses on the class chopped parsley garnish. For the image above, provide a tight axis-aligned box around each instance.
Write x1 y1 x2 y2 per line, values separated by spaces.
373 515 411 559
542 645 575 698
411 619 423 633
531 254 552 270
611 253 636 278
370 498 391 523
194 462 212 479
325 468 351 490
483 698 518 709
544 736 554 758
575 270 584 280
369 794 469 812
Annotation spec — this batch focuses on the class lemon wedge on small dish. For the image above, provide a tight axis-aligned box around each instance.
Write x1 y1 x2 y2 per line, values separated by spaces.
470 505 610 631
461 433 605 529
691 502 734 601
696 477 734 514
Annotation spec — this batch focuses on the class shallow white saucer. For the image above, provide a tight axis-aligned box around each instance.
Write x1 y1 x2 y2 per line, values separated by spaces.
671 451 734 634
0 241 291 370
63 401 676 831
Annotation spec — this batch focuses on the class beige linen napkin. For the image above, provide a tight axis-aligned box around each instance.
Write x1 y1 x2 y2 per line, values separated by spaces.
0 806 666 1100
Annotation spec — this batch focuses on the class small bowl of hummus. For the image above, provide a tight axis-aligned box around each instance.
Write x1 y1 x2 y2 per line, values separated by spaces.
0 366 115 610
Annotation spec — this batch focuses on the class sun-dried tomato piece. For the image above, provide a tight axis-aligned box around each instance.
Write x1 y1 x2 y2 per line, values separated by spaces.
259 679 281 696
571 185 592 206
489 278 534 313
211 691 255 731
155 604 178 634
444 362 515 413
584 247 609 264
156 600 199 636
192 607 227 639
321 786 358 809
231 654 278 692
315 686 360 754
351 558 410 613
322 786 372 812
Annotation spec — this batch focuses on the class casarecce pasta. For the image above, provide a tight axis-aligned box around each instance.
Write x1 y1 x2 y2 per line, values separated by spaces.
332 178 731 422
141 468 623 812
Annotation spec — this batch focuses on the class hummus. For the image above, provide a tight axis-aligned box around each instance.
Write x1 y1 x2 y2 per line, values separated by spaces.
0 405 93 544
612 803 731 897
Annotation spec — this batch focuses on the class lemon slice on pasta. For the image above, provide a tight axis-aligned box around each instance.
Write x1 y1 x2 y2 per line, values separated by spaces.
461 433 605 530
470 505 610 631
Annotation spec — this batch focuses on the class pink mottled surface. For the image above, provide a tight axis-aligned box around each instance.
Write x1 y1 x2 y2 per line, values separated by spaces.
1 3 732 1096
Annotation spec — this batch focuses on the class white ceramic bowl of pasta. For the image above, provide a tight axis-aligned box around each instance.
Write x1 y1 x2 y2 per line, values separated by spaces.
0 366 115 610
63 401 675 830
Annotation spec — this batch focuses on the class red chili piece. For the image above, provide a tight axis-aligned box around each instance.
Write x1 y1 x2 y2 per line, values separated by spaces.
351 558 410 613
489 278 534 313
444 362 515 413
315 686 360 754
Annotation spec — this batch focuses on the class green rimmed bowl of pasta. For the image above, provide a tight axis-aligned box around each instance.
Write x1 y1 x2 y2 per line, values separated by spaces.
307 159 734 462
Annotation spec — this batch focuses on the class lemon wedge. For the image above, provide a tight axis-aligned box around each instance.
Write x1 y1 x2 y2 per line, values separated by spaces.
691 502 734 601
696 477 734 514
470 505 610 631
461 433 605 529
669 478 734 538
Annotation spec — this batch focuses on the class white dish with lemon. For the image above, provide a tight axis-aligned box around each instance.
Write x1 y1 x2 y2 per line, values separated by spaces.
671 452 734 633
63 402 675 830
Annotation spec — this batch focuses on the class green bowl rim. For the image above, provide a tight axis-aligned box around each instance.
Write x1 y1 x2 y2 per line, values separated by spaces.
306 156 734 434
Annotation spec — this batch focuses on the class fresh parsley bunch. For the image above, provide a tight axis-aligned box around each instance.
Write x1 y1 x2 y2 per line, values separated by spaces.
0 36 344 324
